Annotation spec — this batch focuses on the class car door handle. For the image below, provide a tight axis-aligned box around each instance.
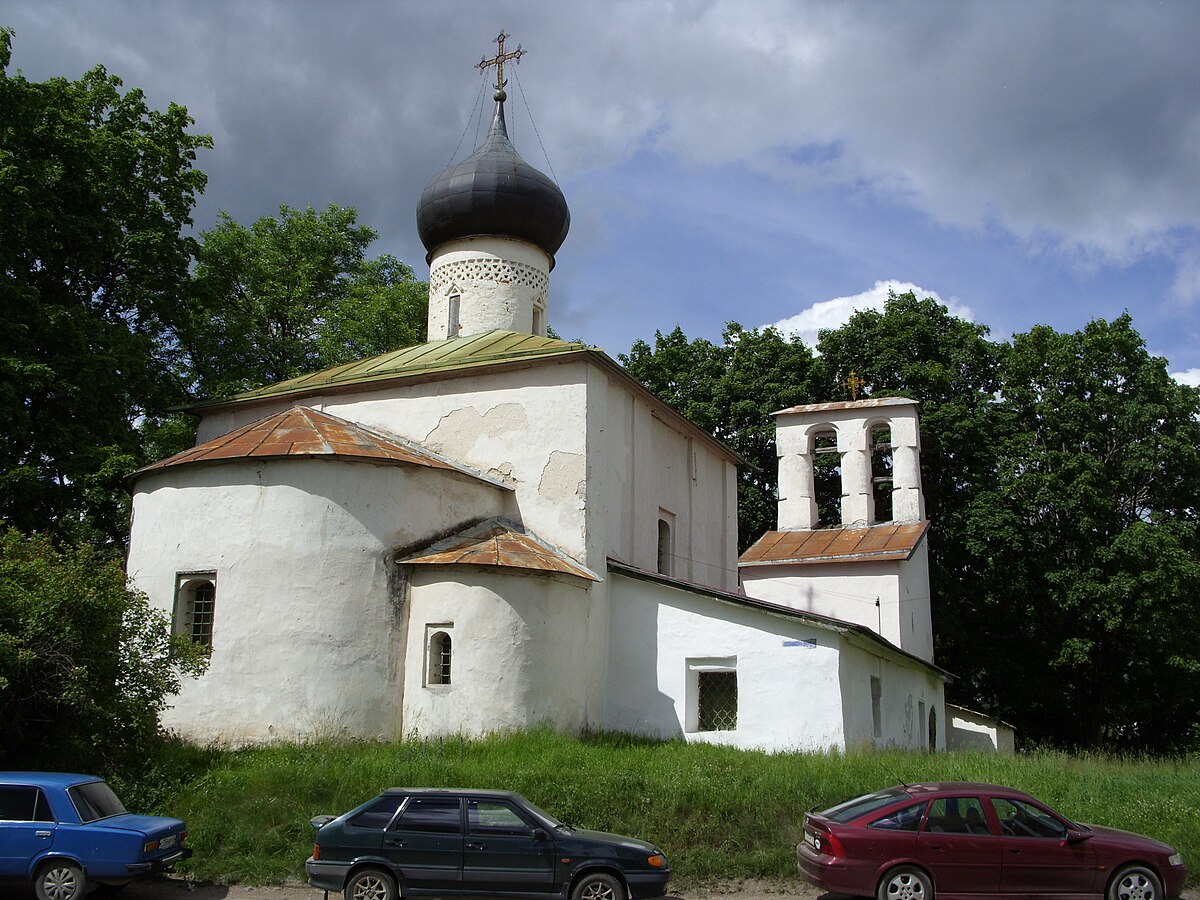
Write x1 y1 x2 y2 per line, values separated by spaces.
385 838 406 847
36 831 51 838
467 842 487 850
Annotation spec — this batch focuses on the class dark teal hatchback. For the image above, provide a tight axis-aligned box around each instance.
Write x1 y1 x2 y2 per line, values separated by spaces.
306 788 671 900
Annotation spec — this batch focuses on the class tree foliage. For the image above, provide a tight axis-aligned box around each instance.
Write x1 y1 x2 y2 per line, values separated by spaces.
0 28 211 547
962 316 1200 748
622 297 1200 751
621 324 818 548
0 529 208 771
180 205 427 398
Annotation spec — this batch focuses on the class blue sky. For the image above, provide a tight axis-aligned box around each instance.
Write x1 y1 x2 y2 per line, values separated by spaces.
7 0 1200 384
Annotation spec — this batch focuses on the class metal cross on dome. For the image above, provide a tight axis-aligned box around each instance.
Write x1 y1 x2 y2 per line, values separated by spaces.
478 31 525 91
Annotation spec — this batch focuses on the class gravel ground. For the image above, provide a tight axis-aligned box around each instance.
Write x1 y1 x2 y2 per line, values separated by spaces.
109 873 1199 900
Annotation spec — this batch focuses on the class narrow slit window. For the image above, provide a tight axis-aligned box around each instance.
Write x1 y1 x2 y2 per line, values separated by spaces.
428 631 452 685
447 290 461 338
657 518 673 576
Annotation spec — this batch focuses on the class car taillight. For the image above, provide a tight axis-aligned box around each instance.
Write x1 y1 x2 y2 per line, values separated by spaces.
312 844 321 861
144 840 159 853
647 854 665 868
813 830 845 857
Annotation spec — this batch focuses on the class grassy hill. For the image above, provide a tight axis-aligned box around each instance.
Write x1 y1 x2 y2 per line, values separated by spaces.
143 729 1199 886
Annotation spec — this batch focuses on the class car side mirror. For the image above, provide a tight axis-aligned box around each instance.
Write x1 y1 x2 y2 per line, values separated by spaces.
532 828 549 841
1065 829 1093 844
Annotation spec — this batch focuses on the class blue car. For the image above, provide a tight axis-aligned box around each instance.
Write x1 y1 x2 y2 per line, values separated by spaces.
0 772 192 900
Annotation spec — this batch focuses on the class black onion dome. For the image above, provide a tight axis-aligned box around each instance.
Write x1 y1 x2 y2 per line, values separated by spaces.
417 97 570 262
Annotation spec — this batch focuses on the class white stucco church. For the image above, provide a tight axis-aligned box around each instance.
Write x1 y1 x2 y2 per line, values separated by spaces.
125 49 951 752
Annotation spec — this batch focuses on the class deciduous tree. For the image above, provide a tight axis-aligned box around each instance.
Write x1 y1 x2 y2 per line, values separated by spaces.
0 28 210 546
180 205 427 399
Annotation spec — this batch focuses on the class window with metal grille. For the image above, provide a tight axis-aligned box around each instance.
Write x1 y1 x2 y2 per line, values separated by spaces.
698 670 738 731
189 582 215 646
428 631 452 685
174 574 216 648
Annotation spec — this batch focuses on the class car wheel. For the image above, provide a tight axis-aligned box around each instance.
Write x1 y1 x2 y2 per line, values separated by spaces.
571 871 624 900
34 861 86 900
344 868 397 900
878 865 933 900
1108 864 1163 900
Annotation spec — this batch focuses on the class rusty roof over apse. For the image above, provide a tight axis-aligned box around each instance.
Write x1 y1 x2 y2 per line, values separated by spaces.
399 518 600 582
739 521 931 567
131 406 486 481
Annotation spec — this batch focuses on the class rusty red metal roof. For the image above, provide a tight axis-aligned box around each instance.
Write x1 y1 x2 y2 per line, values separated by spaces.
739 521 930 567
399 518 599 582
133 406 476 479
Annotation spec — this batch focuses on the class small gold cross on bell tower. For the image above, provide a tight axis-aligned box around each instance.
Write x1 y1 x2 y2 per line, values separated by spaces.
843 370 867 400
478 31 526 92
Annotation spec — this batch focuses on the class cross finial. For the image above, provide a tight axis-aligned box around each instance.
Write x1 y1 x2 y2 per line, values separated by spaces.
478 31 525 92
843 370 867 400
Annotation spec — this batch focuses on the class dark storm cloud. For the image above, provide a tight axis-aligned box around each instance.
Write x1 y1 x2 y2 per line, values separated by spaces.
6 0 1200 311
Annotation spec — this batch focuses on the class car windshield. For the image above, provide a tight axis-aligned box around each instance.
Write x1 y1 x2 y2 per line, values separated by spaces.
519 797 568 830
69 781 128 823
821 788 909 823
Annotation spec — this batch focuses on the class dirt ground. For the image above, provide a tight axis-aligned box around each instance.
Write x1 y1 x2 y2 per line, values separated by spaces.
117 875 834 900
110 873 1200 900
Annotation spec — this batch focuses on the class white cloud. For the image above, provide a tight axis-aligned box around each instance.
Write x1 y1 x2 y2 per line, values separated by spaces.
1172 368 1200 388
765 280 974 347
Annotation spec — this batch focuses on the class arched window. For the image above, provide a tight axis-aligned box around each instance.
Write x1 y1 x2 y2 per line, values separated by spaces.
174 575 216 648
657 516 673 576
871 425 894 523
428 630 452 685
812 429 841 527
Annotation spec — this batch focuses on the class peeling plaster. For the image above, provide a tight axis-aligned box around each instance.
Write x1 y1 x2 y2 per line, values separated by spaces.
539 451 586 507
424 403 529 458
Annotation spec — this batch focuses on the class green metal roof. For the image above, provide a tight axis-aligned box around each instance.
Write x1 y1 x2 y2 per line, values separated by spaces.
194 331 591 409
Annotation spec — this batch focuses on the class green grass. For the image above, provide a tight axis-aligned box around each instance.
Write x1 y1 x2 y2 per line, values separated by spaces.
150 729 1200 887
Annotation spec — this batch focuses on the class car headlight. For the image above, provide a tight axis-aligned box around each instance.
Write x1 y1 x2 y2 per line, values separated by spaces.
1169 852 1184 867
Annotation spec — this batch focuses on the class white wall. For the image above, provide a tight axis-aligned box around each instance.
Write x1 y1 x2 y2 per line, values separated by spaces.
402 569 594 735
605 571 848 751
588 367 739 593
947 704 1016 753
838 635 946 750
740 542 934 662
126 458 509 744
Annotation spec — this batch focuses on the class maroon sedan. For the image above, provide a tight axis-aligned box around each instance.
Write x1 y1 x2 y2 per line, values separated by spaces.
796 782 1186 900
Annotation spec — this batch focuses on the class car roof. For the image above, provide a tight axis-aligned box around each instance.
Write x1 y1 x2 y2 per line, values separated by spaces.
380 788 523 801
0 772 102 788
898 782 1035 800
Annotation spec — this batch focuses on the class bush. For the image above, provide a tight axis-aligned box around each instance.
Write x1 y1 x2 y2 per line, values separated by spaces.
0 529 208 773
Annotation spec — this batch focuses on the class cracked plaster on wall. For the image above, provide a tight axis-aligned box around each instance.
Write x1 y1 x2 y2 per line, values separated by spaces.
539 451 586 507
424 403 527 465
